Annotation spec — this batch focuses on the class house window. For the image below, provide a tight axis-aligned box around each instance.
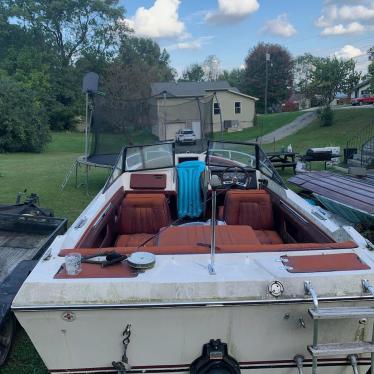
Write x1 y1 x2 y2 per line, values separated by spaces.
214 103 220 115
235 102 241 114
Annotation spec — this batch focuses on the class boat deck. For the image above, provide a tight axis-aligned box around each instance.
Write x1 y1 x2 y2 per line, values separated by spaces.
288 171 374 214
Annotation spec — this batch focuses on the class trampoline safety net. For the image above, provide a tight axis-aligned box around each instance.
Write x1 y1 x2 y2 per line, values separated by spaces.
88 94 214 166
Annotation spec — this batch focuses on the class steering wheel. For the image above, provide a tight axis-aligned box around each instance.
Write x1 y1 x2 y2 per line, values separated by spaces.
221 166 251 189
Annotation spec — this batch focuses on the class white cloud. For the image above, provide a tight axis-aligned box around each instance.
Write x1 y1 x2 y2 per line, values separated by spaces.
316 1 374 36
262 14 296 38
321 21 365 35
164 36 214 51
126 0 186 39
356 59 370 75
339 4 374 21
334 44 365 59
205 0 260 24
316 5 338 27
317 2 374 26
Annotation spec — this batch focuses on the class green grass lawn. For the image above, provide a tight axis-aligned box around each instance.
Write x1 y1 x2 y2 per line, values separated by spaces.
0 132 108 374
214 111 304 141
1 109 373 373
0 132 108 225
262 108 374 154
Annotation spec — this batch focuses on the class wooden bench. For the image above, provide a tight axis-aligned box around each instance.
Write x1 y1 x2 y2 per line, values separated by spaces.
267 152 297 174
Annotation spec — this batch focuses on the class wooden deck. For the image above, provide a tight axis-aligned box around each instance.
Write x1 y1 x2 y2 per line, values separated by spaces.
288 171 374 214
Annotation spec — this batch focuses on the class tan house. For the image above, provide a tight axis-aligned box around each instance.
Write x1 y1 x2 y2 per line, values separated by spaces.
151 81 258 141
351 79 371 98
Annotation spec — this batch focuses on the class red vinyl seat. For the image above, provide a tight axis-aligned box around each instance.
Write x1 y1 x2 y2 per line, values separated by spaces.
223 190 283 244
115 194 171 247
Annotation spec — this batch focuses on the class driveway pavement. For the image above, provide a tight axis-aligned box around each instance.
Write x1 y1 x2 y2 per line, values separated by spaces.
252 111 317 144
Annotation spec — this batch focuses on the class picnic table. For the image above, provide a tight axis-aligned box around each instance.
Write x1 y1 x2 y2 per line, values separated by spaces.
267 151 297 174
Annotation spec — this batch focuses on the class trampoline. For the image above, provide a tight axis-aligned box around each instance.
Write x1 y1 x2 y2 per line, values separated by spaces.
62 92 214 191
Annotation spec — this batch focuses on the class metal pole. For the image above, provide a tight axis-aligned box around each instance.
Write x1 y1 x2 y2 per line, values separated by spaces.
196 97 203 148
208 190 217 275
371 320 374 374
213 92 223 139
84 92 89 159
163 92 167 141
265 52 270 114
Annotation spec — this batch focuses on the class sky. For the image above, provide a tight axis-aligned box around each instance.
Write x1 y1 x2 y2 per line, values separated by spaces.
121 0 374 76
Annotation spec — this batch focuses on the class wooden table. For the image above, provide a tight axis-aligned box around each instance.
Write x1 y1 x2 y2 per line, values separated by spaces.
267 151 297 174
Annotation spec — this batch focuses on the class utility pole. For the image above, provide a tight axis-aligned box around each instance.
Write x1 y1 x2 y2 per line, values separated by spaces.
264 51 270 114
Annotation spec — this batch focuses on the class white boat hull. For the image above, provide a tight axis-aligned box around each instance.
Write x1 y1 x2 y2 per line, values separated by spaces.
15 300 373 373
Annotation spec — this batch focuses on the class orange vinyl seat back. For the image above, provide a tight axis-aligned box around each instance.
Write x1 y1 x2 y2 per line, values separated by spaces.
223 190 274 230
118 194 171 235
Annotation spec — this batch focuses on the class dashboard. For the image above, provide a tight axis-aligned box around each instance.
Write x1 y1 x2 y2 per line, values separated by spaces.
209 167 257 189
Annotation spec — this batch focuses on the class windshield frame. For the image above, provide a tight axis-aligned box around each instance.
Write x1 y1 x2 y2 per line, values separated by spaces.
206 140 287 189
205 140 259 169
123 141 175 172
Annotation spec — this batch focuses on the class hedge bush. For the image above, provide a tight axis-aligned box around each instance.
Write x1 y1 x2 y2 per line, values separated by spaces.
0 77 50 152
318 105 333 127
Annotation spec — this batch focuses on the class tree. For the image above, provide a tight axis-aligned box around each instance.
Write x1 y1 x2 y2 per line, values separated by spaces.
369 61 374 93
119 36 175 81
219 68 245 90
244 43 293 113
4 1 131 130
7 0 128 66
182 64 205 82
0 76 50 152
299 55 360 105
203 55 221 81
299 55 360 126
368 47 374 93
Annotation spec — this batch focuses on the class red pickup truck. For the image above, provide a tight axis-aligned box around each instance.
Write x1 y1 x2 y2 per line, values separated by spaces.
351 95 374 105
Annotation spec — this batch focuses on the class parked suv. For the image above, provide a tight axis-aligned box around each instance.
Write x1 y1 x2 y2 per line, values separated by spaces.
176 129 196 145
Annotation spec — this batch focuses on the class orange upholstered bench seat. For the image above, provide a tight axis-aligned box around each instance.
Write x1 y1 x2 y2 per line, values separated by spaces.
254 230 283 244
157 225 260 246
115 233 157 247
61 241 358 257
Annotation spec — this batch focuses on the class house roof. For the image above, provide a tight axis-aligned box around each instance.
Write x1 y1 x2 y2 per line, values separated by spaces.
151 81 254 99
227 90 259 101
352 78 370 91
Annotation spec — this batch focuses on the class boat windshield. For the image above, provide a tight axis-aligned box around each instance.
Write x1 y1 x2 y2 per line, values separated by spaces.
206 141 257 168
125 143 174 171
206 141 286 188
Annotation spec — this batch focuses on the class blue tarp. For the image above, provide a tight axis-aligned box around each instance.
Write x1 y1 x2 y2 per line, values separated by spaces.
176 160 206 218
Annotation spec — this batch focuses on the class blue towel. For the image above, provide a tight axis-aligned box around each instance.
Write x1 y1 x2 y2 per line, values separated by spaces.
176 160 206 218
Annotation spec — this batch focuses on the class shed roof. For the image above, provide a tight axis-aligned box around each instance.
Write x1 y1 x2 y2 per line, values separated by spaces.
151 81 242 98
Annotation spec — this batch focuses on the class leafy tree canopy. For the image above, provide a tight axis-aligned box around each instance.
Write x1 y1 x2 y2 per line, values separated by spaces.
0 76 50 152
6 0 128 66
369 60 374 94
298 54 360 105
119 36 175 82
181 64 205 82
219 68 245 91
243 42 293 113
203 55 221 81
